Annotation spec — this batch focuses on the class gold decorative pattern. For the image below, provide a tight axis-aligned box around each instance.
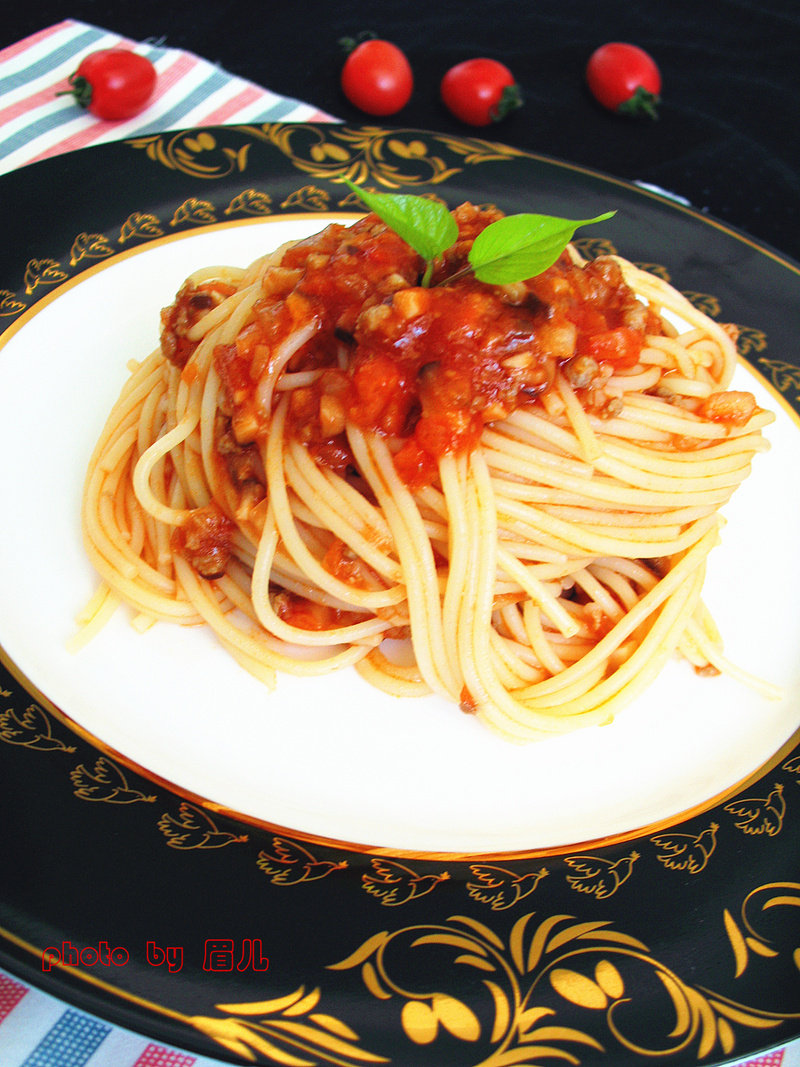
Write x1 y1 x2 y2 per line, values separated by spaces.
361 859 450 906
190 985 388 1065
735 324 768 357
328 910 796 1064
119 212 165 243
157 801 248 849
23 257 67 296
682 291 722 318
70 755 156 804
466 865 549 911
650 821 719 873
69 232 114 268
563 850 639 899
724 783 786 836
170 198 217 228
758 358 800 400
225 189 273 216
127 130 251 179
256 837 348 885
635 262 671 282
280 184 331 212
574 236 617 260
0 701 76 753
783 755 800 780
245 123 527 189
434 132 531 168
723 881 800 978
0 290 26 317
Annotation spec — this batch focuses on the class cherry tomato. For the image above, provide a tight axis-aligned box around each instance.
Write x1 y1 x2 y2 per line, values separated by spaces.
64 49 157 120
340 39 413 116
440 58 522 126
585 42 661 119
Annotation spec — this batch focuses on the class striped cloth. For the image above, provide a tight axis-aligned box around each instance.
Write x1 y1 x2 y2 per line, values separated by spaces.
2 963 798 1067
0 18 336 175
0 964 239 1065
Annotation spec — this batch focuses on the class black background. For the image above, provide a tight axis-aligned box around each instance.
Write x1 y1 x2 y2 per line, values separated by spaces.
3 0 799 264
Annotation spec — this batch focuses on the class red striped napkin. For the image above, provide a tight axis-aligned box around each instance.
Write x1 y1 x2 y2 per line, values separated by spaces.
0 18 336 175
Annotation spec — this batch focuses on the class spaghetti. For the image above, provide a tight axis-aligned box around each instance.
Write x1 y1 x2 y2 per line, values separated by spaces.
80 203 775 741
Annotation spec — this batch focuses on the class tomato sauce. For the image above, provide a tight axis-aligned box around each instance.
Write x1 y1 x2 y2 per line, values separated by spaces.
165 204 664 492
161 280 237 369
171 505 235 579
272 590 366 631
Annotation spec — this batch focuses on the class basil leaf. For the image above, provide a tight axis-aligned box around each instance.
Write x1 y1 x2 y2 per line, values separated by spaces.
344 179 458 262
468 211 616 285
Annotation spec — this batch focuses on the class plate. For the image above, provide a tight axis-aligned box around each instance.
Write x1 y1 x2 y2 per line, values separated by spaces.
0 123 799 1065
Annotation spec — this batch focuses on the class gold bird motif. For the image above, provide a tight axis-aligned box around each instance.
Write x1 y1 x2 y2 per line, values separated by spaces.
157 801 248 849
651 822 719 872
564 850 639 899
361 859 450 906
70 756 156 803
466 865 549 910
256 837 348 885
0 703 75 752
724 783 786 836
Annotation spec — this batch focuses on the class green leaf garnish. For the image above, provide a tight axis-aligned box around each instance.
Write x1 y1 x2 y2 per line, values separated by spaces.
344 179 458 284
343 179 615 287
468 211 616 284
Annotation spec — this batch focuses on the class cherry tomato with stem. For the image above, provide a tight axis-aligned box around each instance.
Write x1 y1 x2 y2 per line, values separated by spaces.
60 49 157 120
585 42 661 119
339 36 413 116
440 58 522 126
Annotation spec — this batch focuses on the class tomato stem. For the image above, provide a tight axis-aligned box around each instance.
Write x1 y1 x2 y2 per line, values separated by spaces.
56 73 93 110
338 30 377 55
491 83 523 122
617 86 660 120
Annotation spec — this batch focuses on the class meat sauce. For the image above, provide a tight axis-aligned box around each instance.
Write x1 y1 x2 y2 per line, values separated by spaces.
171 504 235 580
160 203 669 592
167 204 666 488
160 280 237 368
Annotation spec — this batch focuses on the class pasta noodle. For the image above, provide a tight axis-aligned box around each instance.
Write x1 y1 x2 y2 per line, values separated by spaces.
79 203 776 741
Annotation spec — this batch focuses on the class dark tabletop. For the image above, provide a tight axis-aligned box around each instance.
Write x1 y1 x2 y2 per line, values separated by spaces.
3 1 799 261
